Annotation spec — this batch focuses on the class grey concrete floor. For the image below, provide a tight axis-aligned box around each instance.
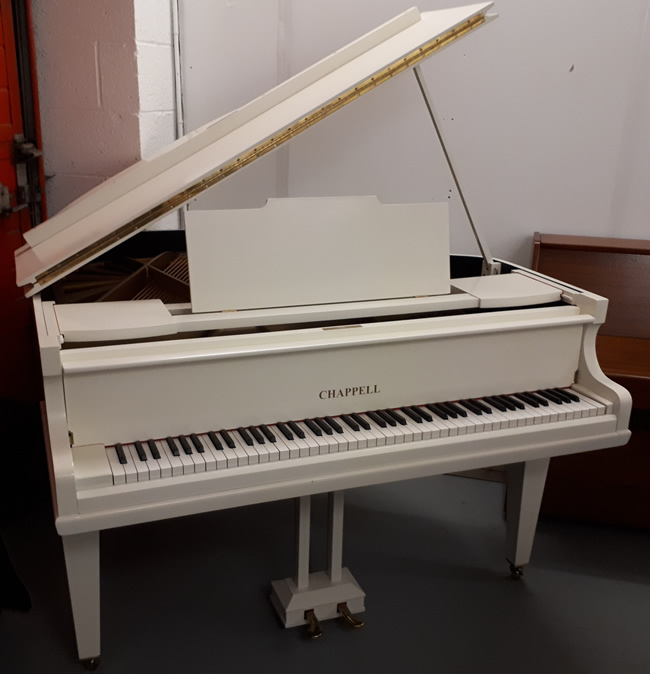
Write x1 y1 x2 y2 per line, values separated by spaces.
1 475 649 674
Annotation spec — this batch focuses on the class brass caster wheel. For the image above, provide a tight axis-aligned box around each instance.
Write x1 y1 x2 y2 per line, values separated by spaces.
80 657 100 671
338 602 365 628
509 563 524 580
304 609 323 640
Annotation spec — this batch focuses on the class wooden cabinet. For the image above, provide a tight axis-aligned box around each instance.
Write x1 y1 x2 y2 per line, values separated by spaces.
532 233 650 527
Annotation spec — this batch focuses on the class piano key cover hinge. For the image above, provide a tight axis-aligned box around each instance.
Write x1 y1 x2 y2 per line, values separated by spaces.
68 431 74 446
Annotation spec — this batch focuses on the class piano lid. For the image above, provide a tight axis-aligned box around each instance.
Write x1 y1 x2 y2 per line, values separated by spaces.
16 3 495 297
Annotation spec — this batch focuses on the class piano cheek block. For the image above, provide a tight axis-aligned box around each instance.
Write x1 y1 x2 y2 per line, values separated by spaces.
71 445 114 490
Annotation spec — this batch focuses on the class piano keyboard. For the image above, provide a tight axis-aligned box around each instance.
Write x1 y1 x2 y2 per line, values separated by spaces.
105 388 609 485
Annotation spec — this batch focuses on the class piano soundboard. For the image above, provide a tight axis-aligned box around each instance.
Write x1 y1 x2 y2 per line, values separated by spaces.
15 3 631 668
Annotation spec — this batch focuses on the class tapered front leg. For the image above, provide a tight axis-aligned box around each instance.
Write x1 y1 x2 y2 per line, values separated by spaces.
61 531 100 663
506 458 550 572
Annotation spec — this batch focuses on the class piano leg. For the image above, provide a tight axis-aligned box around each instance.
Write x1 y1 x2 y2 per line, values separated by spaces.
505 458 550 577
61 531 101 666
270 491 365 633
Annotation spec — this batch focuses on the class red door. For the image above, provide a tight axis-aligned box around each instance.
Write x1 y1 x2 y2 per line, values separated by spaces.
0 0 42 403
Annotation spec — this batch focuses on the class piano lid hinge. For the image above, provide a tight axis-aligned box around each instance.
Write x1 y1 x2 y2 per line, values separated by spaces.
68 431 74 446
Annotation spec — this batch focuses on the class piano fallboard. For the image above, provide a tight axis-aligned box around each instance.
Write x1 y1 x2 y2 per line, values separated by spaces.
60 304 589 447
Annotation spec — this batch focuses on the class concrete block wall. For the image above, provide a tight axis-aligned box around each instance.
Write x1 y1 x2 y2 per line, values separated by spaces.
134 0 179 228
32 0 179 229
31 0 141 216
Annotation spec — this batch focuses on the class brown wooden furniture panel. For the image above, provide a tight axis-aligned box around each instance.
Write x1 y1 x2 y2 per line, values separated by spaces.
532 233 650 528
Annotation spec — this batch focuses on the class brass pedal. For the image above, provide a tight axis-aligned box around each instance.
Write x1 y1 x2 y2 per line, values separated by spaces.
338 602 365 628
304 609 323 639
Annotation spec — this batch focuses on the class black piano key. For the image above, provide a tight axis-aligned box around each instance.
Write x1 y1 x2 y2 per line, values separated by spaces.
179 435 193 455
208 431 223 451
495 395 516 411
471 399 493 414
437 403 458 419
248 426 265 444
304 419 322 436
351 413 371 430
412 406 433 422
384 409 407 425
340 415 360 432
324 416 344 434
526 392 549 406
556 388 580 402
375 409 396 427
220 430 236 449
366 411 386 428
134 440 148 461
445 402 467 417
425 403 448 420
147 439 161 460
514 392 539 408
483 397 507 412
538 390 564 404
501 394 524 410
551 388 574 403
313 418 333 435
400 407 423 423
115 443 127 464
190 433 205 453
276 422 294 441
459 400 483 415
166 437 180 456
260 425 276 442
238 427 254 446
287 421 306 439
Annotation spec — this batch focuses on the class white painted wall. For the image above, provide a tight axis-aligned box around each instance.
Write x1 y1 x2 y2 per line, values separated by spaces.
179 0 650 265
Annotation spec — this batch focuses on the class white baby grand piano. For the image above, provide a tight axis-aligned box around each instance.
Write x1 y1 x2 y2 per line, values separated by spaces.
15 3 631 668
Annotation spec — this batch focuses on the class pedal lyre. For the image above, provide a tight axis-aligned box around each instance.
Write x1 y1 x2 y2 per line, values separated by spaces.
304 609 323 640
338 602 365 628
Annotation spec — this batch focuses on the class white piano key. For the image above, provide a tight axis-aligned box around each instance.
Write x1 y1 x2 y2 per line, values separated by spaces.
158 440 184 476
300 423 330 455
441 411 468 435
522 405 545 425
544 399 568 421
141 443 161 480
363 414 395 445
235 431 259 464
127 444 150 481
197 434 217 471
230 435 252 466
106 447 126 485
503 406 529 427
263 431 283 461
340 417 369 448
219 441 240 468
318 424 342 453
121 449 139 483
487 408 512 428
460 408 488 432
332 418 359 450
399 415 425 441
571 390 606 416
252 436 271 462
152 442 172 478
175 442 196 474
270 425 299 459
358 415 389 445
425 409 455 436
203 435 228 470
